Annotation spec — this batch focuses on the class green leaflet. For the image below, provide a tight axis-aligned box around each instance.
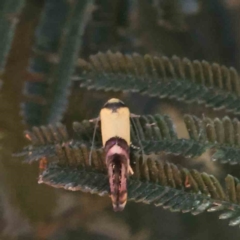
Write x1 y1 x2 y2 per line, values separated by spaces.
184 115 240 164
45 0 93 123
75 51 240 114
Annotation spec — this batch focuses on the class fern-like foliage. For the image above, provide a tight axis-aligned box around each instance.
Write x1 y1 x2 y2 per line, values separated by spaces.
15 114 209 163
22 0 70 126
45 0 93 124
17 132 240 227
15 115 240 227
75 51 240 115
17 114 240 166
16 122 69 163
0 0 25 73
184 115 240 165
22 0 93 126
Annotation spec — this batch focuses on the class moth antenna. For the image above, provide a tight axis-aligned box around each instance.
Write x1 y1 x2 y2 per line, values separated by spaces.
89 117 100 166
89 117 100 123
130 113 140 118
130 116 145 164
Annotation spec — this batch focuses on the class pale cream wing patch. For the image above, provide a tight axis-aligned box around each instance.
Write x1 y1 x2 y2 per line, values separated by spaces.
100 107 130 146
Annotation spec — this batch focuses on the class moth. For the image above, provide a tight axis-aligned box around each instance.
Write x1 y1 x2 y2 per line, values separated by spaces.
90 98 139 211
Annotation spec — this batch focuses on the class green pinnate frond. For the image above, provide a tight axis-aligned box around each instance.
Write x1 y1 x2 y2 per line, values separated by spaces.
45 0 93 124
37 144 240 227
22 0 70 126
14 116 240 226
184 115 240 164
23 0 94 126
17 114 240 166
15 114 207 163
75 51 240 114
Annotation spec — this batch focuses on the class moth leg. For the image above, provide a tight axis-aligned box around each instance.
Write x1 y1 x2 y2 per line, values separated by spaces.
89 117 100 123
130 142 140 150
130 143 147 166
128 163 134 175
130 113 140 118
130 114 146 166
89 116 100 166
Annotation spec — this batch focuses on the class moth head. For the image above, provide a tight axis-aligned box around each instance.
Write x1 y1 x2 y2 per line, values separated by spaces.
103 98 126 110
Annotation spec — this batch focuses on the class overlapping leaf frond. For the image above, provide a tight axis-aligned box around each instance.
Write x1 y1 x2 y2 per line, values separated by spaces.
15 112 240 227
0 0 25 73
17 130 240 227
22 0 93 126
22 0 70 126
15 114 207 163
16 114 240 166
75 51 240 115
45 0 93 124
184 115 240 164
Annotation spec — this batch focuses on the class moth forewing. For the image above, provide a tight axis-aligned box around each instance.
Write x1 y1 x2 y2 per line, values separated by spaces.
100 106 130 146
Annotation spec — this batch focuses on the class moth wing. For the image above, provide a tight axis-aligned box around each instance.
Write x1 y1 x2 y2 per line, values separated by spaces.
100 107 130 146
